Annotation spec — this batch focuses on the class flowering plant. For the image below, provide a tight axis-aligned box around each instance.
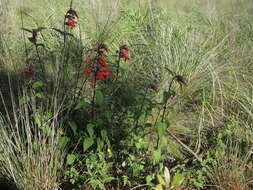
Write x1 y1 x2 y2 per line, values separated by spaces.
65 8 78 29
83 43 112 87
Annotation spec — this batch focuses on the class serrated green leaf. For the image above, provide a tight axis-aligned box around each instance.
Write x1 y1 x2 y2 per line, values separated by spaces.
87 124 94 137
74 100 89 110
59 136 70 148
67 154 76 165
83 137 94 152
32 81 43 89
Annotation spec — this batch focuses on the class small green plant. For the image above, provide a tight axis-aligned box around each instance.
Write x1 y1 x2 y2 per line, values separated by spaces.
156 167 185 190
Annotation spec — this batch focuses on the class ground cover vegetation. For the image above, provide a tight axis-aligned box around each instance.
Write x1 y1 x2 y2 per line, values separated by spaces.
0 0 253 189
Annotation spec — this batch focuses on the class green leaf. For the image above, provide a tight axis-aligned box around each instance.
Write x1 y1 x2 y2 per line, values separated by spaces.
36 27 47 32
83 137 94 152
44 125 51 137
33 143 39 152
156 184 164 190
153 148 161 164
69 121 77 136
67 154 76 165
146 175 154 186
32 81 44 89
34 113 42 127
75 100 89 110
45 111 52 120
101 129 109 145
35 92 45 99
162 90 175 104
51 28 73 37
97 137 104 151
104 111 112 122
171 173 185 186
165 68 175 76
96 90 104 105
157 123 167 138
21 27 32 33
87 124 94 137
59 136 70 148
157 174 166 186
19 96 29 105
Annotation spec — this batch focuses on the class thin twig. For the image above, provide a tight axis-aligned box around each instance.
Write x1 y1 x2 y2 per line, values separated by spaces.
130 184 149 190
169 132 202 163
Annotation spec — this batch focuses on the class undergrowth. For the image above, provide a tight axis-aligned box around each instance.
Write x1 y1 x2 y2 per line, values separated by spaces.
0 0 253 189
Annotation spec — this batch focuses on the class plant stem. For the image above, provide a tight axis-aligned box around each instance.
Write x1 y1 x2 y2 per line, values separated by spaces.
115 56 121 82
133 85 149 131
161 76 176 122
92 71 97 121
35 45 44 71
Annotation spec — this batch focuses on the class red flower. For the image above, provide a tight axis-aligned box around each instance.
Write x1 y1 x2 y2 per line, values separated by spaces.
65 9 78 29
87 55 107 67
98 43 109 53
98 55 107 66
83 66 112 87
83 67 94 73
118 45 129 61
83 43 112 87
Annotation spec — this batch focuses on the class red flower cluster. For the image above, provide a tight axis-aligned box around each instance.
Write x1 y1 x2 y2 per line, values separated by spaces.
65 9 78 29
88 55 107 67
118 45 129 61
83 43 112 87
21 65 36 79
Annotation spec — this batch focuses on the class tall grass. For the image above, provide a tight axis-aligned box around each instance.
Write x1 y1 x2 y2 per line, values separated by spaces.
0 0 253 189
0 83 66 190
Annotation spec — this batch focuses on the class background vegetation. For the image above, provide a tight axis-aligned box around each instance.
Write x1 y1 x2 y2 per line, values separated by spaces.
0 0 253 189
